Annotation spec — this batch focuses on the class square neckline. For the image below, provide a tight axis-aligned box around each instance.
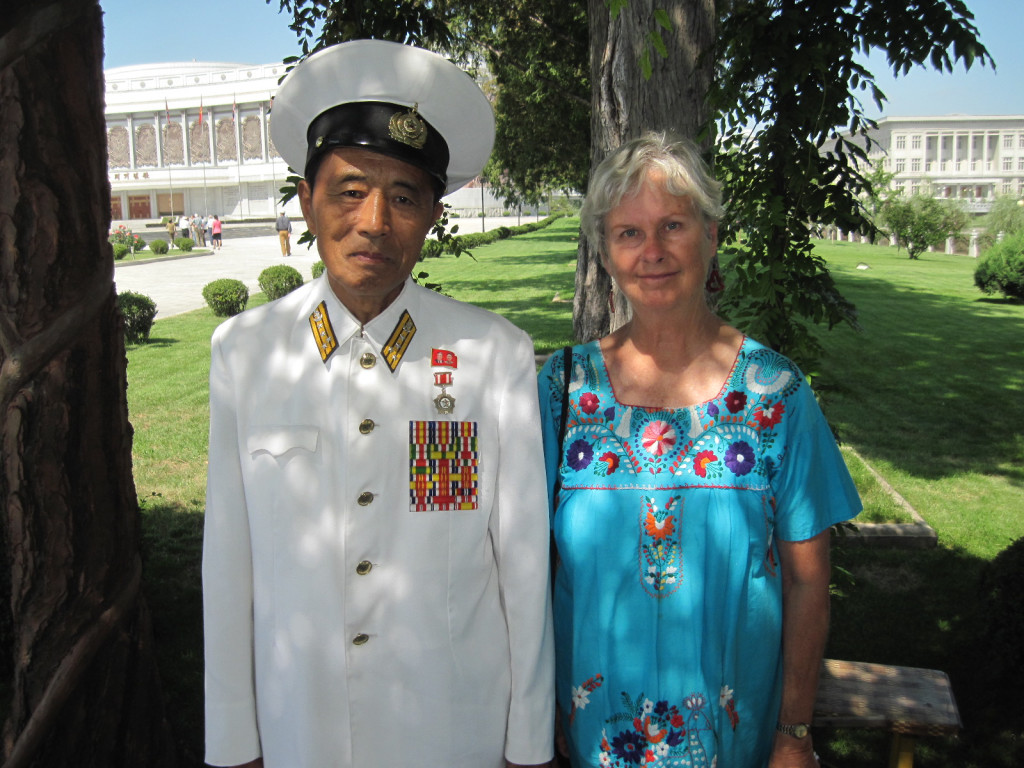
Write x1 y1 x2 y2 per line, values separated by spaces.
587 335 748 412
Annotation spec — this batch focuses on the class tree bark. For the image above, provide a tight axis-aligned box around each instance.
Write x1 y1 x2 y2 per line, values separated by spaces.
574 0 716 342
1 1 175 766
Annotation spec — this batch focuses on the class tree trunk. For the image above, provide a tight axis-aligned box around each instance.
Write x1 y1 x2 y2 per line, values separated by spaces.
574 0 716 342
0 2 175 766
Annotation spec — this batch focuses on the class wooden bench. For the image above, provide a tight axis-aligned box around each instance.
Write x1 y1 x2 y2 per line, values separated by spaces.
813 659 961 768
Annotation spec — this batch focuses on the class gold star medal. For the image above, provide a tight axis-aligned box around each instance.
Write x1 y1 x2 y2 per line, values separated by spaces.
433 371 455 415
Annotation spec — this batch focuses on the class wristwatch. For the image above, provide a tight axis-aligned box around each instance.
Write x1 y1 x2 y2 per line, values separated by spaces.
776 722 811 739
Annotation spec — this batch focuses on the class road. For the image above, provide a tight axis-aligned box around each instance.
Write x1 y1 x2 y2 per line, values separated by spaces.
114 216 532 319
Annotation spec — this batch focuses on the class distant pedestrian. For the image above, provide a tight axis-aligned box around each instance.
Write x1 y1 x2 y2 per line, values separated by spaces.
165 217 177 242
211 215 222 249
205 215 214 245
178 214 189 239
191 214 206 247
275 211 292 256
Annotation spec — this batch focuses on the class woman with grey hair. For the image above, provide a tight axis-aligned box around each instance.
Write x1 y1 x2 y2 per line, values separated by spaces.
538 132 860 768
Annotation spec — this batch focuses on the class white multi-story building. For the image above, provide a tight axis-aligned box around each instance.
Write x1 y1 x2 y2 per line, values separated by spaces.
861 115 1024 213
104 60 503 223
105 61 297 221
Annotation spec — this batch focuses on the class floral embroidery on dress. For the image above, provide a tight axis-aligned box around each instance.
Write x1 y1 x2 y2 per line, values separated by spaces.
642 421 677 456
640 495 682 596
597 688 729 766
570 673 605 723
597 451 620 476
569 438 594 471
580 392 601 414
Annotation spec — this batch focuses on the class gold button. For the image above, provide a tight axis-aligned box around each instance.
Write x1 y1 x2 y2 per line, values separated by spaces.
352 633 369 646
356 560 373 575
358 418 375 434
357 491 374 506
359 352 376 369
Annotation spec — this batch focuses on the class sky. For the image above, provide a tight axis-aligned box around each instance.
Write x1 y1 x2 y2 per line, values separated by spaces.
100 0 1023 119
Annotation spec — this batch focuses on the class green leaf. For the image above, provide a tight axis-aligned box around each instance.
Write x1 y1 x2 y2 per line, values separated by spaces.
640 47 653 80
654 9 672 32
650 30 668 60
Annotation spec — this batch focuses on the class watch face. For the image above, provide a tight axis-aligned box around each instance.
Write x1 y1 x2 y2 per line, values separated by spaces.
793 724 809 738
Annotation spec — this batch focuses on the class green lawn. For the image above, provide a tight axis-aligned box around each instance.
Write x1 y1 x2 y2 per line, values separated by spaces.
127 221 1024 767
814 240 1024 559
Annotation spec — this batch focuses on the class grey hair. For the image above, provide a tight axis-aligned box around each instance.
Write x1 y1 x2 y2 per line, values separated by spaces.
580 132 724 257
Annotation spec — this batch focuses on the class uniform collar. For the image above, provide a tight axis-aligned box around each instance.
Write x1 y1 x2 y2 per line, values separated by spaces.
307 276 420 370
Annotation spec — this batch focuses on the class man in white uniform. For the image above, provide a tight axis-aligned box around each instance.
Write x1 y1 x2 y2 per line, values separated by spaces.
202 40 554 768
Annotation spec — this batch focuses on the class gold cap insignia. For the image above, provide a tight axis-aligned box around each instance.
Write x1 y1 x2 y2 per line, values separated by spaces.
309 301 338 363
382 310 416 372
388 104 427 149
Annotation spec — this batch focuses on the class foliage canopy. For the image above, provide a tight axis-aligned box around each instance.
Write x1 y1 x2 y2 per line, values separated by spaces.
267 0 990 370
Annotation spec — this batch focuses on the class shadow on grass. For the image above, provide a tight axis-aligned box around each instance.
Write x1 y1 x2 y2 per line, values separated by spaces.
137 337 181 349
139 500 205 768
820 271 1024 485
821 543 1024 768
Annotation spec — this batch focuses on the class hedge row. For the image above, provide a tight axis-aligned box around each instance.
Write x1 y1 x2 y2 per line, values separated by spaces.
439 214 564 254
975 231 1024 300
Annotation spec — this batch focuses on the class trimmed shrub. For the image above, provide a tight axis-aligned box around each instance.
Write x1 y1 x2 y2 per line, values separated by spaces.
174 237 195 252
112 243 130 260
311 261 326 279
150 239 169 255
118 291 157 344
203 278 249 317
258 264 304 301
979 537 1024 690
975 232 1024 300
420 239 443 259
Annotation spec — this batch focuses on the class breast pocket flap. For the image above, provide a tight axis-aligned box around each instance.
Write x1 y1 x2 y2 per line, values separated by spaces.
247 425 320 457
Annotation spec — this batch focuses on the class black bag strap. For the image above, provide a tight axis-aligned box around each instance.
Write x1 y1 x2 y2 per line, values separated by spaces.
550 346 573 582
553 345 572 512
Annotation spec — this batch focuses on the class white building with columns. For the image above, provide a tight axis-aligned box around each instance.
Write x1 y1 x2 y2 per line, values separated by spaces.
861 115 1024 213
104 60 503 223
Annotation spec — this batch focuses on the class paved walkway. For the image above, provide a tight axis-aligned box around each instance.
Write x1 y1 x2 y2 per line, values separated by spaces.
113 216 532 319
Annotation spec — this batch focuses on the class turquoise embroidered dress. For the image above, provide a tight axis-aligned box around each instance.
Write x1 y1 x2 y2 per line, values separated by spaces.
538 338 861 768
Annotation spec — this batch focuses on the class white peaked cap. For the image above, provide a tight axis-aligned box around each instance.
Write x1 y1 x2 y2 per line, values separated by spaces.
271 39 495 194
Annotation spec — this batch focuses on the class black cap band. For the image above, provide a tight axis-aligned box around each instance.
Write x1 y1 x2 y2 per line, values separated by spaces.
304 101 450 196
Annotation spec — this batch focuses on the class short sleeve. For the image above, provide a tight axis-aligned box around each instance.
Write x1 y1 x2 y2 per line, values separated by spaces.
771 381 862 542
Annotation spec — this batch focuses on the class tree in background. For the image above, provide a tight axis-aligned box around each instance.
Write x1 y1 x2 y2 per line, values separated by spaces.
882 194 968 259
982 195 1024 239
711 0 987 368
268 0 989 370
1 1 175 765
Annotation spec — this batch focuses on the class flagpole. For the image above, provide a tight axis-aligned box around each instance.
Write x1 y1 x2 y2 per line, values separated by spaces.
165 99 175 219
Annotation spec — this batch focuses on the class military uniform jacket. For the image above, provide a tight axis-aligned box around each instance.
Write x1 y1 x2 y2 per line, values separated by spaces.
203 277 555 767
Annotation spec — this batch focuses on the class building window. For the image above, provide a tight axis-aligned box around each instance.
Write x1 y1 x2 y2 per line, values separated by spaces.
1018 158 1024 171
895 135 906 150
1003 158 1013 171
1003 182 1013 195
1019 134 1024 149
895 159 906 173
911 135 922 149
911 158 921 173
1003 134 1014 149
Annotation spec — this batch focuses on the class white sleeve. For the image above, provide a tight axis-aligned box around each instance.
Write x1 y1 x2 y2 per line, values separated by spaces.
202 329 262 766
492 329 556 765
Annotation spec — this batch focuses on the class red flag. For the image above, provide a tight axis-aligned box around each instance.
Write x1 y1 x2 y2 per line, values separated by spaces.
165 99 170 125
232 96 237 121
198 97 203 126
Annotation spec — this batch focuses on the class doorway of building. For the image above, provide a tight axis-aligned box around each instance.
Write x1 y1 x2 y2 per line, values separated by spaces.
128 195 151 219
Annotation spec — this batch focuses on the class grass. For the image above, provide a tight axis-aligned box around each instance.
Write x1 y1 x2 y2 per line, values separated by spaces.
116 246 212 264
813 240 1024 559
126 222 1024 767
